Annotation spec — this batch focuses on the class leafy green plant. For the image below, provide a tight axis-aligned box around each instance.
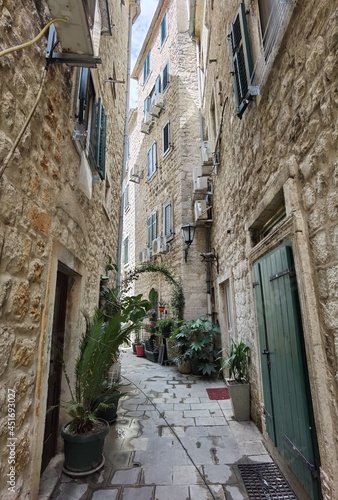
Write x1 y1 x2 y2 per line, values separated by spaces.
219 340 250 383
123 262 185 319
170 315 220 376
156 317 175 335
62 290 152 434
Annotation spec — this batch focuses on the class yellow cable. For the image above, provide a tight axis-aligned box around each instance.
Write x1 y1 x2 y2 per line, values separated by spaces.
0 18 68 58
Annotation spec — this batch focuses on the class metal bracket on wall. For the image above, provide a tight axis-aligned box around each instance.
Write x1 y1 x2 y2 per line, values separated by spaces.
200 249 219 274
45 25 101 68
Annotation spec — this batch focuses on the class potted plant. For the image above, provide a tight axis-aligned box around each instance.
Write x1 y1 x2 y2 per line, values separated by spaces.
94 381 123 424
170 315 220 376
158 301 166 313
156 317 175 337
219 340 250 421
60 290 152 475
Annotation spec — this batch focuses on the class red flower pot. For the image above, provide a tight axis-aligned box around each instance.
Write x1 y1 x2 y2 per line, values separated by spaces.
135 344 145 357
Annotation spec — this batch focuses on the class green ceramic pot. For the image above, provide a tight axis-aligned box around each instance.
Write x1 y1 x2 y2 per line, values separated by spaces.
61 419 109 473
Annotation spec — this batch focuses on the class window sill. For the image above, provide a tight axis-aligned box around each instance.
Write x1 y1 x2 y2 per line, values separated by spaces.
162 146 172 159
147 170 157 182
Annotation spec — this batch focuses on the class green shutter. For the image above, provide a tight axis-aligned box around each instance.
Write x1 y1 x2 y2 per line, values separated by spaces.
78 68 89 124
164 201 171 237
93 99 106 180
147 215 152 246
229 2 253 118
162 63 169 91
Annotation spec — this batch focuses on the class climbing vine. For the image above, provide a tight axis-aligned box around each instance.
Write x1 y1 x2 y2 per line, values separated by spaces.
122 262 185 320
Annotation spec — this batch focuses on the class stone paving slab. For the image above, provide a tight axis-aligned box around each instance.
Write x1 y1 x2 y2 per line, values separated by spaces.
42 350 275 500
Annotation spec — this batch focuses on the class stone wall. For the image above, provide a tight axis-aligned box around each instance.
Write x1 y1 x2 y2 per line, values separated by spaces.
199 0 338 497
0 1 130 498
128 0 208 321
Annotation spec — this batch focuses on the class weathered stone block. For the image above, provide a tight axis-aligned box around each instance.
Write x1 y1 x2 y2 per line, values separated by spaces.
0 326 15 377
11 282 30 319
311 230 329 264
13 338 36 367
28 206 51 235
327 191 338 221
0 277 12 317
302 183 316 210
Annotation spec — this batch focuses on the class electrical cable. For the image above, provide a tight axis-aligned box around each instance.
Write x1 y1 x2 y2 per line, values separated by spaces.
121 373 218 500
0 18 68 58
0 66 48 180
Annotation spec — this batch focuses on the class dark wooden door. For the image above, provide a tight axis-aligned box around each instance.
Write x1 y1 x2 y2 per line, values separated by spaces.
41 272 68 474
253 242 321 499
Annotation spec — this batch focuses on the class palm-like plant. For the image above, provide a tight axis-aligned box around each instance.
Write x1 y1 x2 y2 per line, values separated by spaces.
62 291 152 434
219 340 250 383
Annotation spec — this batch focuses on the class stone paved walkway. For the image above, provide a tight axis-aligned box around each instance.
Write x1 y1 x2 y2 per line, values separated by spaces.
40 349 273 500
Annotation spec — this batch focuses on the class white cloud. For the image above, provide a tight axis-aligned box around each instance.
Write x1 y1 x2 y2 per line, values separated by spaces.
130 0 159 108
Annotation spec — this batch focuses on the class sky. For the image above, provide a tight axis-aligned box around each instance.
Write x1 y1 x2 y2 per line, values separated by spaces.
130 0 159 107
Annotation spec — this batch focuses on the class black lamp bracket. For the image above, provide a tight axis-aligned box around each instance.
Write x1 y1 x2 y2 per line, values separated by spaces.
200 249 219 274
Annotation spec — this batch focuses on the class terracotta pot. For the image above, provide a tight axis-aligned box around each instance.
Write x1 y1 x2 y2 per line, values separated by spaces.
135 344 145 356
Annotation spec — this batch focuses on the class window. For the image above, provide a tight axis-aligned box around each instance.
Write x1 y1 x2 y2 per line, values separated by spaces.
160 13 167 46
123 183 130 210
76 68 107 179
123 236 129 264
250 0 295 92
162 122 171 156
147 142 157 178
162 62 169 92
147 212 157 246
150 76 161 109
228 2 253 118
143 51 151 83
163 200 172 238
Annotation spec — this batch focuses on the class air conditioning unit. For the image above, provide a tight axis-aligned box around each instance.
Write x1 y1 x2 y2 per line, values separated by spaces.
139 247 152 263
144 111 153 125
141 111 153 134
202 140 214 165
150 93 165 117
141 121 150 134
193 166 209 193
152 236 164 255
194 200 209 221
45 0 101 58
129 164 143 183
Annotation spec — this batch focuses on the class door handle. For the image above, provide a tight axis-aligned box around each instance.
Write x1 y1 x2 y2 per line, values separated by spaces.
262 349 270 355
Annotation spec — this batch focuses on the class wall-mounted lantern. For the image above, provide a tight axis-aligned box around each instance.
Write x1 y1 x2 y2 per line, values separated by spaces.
181 224 196 262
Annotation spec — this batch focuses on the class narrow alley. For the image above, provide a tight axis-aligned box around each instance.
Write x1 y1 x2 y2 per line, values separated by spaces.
40 351 296 500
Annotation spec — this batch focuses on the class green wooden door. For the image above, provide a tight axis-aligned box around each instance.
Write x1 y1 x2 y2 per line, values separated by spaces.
253 242 321 500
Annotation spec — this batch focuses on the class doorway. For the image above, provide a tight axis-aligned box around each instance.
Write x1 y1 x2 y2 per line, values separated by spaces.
253 242 321 499
41 271 68 474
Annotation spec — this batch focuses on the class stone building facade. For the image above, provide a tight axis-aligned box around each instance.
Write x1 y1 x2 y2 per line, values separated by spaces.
0 1 138 498
124 0 211 321
189 0 338 498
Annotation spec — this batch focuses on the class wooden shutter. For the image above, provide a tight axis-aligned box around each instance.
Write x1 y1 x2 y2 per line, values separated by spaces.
147 215 152 246
162 63 169 91
144 96 151 114
161 13 167 45
163 122 170 154
152 212 157 240
93 99 106 180
229 2 253 118
164 201 172 237
78 68 89 124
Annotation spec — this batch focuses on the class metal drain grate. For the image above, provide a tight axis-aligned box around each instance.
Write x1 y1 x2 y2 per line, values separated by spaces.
238 463 297 499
